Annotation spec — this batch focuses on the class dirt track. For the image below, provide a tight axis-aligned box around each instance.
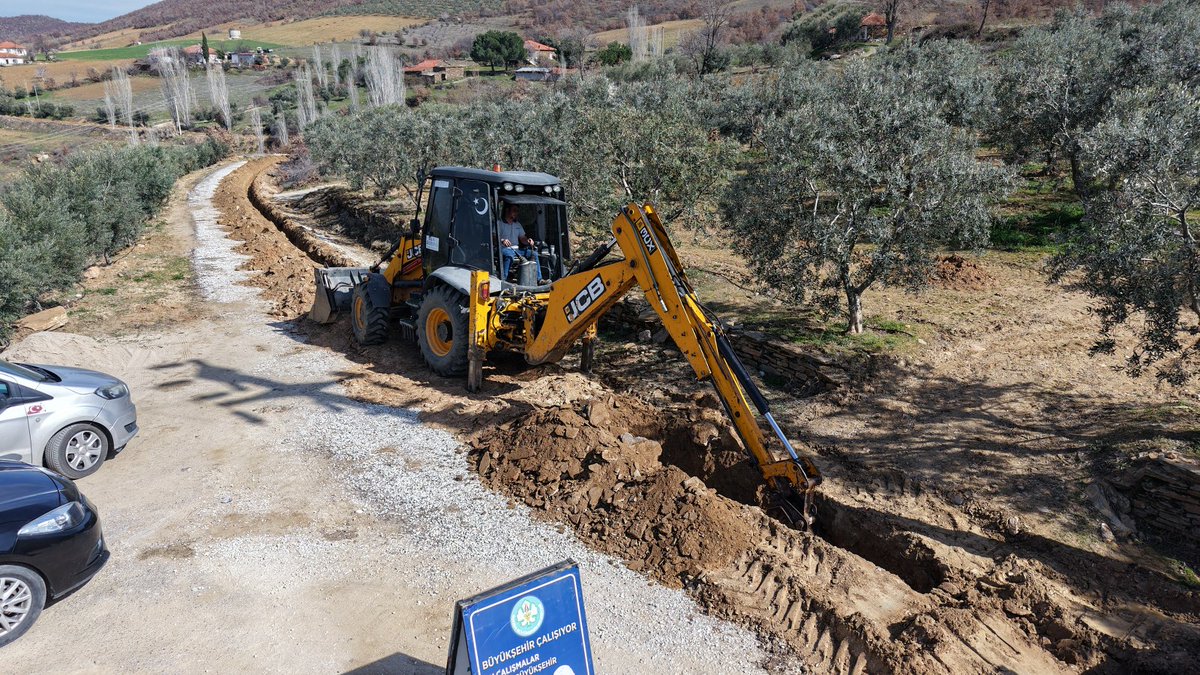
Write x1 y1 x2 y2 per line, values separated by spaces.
218 160 1200 673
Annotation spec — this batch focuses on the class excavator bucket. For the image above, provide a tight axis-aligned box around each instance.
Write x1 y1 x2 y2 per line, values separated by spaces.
310 267 369 324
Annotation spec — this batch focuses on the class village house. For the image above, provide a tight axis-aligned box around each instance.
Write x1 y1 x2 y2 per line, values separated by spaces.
403 59 466 85
860 13 888 41
0 41 28 66
182 44 219 66
523 39 556 66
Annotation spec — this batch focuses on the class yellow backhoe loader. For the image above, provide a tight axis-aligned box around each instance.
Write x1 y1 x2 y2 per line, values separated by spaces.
312 167 822 525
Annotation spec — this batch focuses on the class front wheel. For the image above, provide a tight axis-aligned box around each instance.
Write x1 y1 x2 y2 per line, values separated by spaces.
417 286 469 377
44 423 108 479
0 565 46 647
351 282 390 346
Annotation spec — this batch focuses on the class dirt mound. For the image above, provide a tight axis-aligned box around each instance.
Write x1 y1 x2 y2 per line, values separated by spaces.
473 396 758 580
930 254 993 291
469 395 1121 674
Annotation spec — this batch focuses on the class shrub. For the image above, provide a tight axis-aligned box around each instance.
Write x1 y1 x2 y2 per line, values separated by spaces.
0 139 228 340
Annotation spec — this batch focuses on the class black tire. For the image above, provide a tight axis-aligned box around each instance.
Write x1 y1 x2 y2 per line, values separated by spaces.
417 285 470 377
351 282 390 346
0 565 46 647
44 423 108 480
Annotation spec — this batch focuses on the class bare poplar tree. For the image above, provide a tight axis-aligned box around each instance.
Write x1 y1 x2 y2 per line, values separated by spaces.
312 45 327 89
365 47 404 107
111 67 134 129
627 5 648 62
275 111 290 147
331 44 342 89
294 64 319 125
297 103 309 132
102 89 117 128
249 107 265 154
152 47 193 132
206 63 232 130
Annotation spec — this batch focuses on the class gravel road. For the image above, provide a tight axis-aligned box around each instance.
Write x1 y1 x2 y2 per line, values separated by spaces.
0 162 771 673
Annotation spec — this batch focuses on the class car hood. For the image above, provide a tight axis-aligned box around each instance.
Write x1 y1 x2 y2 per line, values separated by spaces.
0 462 63 529
26 364 123 395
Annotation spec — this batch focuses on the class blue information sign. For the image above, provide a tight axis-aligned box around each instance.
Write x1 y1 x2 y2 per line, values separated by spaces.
446 560 594 675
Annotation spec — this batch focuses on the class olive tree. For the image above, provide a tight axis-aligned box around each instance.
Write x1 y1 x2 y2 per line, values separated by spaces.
721 58 1011 334
1050 83 1200 383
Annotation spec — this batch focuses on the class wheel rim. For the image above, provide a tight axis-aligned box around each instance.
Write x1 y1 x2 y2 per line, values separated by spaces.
65 429 103 471
425 307 453 357
0 576 33 637
353 295 366 329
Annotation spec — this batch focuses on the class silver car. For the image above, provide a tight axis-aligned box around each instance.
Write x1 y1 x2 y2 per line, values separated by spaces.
0 360 138 479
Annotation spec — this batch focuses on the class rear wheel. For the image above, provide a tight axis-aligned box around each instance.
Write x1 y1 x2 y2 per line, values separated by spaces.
0 565 46 647
351 282 390 346
417 286 469 376
44 423 108 480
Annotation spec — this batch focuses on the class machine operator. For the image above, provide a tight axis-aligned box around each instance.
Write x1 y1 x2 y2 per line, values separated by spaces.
498 203 542 282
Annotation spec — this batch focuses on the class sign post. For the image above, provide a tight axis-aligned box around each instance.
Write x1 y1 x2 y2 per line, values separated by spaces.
446 560 594 675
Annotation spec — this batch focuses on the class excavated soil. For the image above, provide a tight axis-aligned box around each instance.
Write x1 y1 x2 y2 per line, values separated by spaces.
217 162 1200 674
930 254 994 291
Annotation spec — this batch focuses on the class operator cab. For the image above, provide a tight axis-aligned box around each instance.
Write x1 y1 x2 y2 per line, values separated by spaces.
421 166 570 289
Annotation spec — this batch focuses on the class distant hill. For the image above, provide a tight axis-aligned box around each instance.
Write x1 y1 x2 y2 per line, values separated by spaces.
0 15 91 43
58 0 503 46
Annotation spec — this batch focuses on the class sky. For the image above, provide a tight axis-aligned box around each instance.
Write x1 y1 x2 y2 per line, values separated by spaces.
0 0 155 23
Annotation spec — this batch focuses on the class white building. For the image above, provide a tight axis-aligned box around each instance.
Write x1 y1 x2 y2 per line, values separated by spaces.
0 41 27 66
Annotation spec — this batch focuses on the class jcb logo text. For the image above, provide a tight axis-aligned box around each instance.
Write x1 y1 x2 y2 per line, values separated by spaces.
564 276 606 323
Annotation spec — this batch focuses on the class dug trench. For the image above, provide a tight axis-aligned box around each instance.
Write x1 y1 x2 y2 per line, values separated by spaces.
223 160 1198 673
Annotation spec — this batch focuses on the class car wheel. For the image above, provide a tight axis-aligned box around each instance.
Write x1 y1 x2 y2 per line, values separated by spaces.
44 423 109 479
0 565 46 647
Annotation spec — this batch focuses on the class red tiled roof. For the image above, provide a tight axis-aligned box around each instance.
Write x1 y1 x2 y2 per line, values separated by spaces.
0 41 23 49
404 58 442 73
182 44 215 55
861 13 887 27
524 39 555 52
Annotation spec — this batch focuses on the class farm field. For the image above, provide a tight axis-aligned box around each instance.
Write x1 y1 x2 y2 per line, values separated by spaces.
591 18 705 49
0 58 136 89
56 39 284 62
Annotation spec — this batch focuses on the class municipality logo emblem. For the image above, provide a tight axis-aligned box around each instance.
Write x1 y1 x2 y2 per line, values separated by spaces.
510 595 545 637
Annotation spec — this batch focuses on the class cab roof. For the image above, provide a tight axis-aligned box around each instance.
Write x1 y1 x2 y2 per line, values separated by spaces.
431 166 561 187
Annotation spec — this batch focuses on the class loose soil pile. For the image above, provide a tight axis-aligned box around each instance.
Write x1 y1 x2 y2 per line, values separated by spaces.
930 254 993 291
221 163 1200 674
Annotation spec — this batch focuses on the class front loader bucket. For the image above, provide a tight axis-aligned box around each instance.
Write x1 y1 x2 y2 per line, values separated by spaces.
311 267 369 324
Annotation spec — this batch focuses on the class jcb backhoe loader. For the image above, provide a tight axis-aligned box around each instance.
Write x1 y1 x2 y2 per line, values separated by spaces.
312 166 822 525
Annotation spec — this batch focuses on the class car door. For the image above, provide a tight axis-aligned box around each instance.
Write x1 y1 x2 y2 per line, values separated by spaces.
0 379 33 463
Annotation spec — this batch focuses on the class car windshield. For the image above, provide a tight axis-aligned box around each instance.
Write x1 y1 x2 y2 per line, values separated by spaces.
0 359 51 382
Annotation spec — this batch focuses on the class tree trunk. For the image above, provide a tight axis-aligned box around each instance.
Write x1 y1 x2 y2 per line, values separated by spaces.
977 0 991 37
846 288 865 334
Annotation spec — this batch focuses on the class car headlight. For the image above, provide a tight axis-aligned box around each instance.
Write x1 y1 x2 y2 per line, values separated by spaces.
18 501 86 537
96 383 128 400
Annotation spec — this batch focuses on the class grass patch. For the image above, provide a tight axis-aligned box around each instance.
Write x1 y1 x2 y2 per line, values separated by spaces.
742 314 918 356
99 287 118 296
1168 558 1200 589
57 39 283 62
992 173 1082 252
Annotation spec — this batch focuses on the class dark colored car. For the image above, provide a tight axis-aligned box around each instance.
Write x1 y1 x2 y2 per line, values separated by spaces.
0 460 108 647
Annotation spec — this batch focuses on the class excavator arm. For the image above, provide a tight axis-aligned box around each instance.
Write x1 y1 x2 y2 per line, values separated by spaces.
520 203 823 525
